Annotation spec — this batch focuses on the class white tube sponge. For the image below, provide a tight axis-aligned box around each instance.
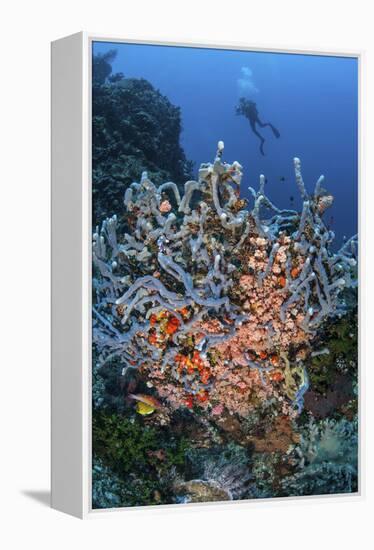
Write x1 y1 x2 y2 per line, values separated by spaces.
314 174 325 198
157 181 181 205
178 180 200 214
294 157 308 200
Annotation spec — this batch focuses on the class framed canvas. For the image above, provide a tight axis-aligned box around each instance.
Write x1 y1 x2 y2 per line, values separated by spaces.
51 32 362 518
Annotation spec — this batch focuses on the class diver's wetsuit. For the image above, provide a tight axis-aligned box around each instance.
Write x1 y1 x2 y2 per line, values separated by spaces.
236 98 280 156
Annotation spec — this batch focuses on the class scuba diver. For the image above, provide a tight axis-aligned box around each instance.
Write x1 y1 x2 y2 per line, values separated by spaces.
236 97 280 156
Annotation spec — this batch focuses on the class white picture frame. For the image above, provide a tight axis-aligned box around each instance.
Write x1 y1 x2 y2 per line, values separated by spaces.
51 32 363 518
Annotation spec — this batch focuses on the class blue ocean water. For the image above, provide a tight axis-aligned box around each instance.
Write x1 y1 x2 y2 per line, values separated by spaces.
93 42 358 247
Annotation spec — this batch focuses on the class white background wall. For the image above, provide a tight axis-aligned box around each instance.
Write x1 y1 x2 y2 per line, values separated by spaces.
0 0 372 548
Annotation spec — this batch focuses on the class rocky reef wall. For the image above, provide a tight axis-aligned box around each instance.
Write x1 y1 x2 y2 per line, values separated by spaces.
92 51 193 225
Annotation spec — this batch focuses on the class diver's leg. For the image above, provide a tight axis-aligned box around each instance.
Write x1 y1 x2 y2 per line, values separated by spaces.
257 118 280 138
250 122 266 155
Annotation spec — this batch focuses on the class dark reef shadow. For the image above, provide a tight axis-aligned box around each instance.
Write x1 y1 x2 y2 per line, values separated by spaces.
22 490 50 507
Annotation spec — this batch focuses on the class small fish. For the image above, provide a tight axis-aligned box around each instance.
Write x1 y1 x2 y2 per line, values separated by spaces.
129 393 162 415
279 176 286 182
289 195 294 203
136 401 156 415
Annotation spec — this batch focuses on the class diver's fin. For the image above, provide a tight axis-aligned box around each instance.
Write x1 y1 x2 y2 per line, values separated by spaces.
270 124 280 138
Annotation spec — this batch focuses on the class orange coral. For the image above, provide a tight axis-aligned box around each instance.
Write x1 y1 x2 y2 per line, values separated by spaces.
291 267 301 279
269 370 284 382
165 316 180 335
270 354 279 366
136 234 311 417
148 332 158 345
185 395 194 409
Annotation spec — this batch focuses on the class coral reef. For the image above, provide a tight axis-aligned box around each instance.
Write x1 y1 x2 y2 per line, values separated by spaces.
92 51 192 225
93 142 357 421
92 410 192 507
281 416 358 495
92 136 358 508
173 444 251 502
92 458 126 509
